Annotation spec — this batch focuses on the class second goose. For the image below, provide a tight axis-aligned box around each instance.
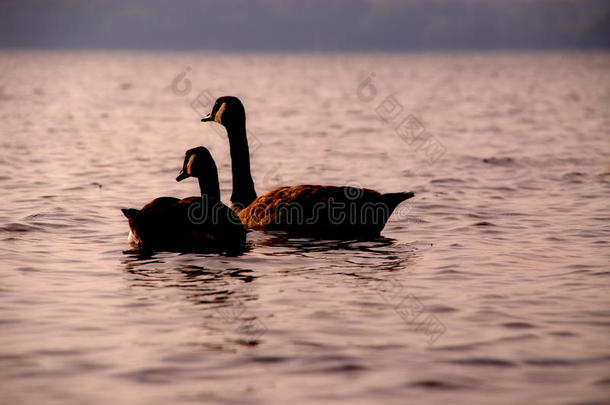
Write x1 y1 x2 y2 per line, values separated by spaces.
121 147 246 252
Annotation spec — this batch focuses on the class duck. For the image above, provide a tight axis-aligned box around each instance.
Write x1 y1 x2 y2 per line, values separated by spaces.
201 96 414 238
121 146 246 251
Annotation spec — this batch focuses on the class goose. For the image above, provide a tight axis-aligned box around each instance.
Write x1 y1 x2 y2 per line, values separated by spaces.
121 146 246 251
201 96 414 238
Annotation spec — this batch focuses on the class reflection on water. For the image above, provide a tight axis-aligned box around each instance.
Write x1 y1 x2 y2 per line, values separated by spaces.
121 235 421 347
123 255 264 345
1 51 609 405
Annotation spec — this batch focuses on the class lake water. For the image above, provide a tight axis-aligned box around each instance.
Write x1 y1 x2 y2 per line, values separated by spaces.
1 51 609 404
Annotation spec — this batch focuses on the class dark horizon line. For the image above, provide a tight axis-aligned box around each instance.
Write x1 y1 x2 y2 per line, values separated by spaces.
2 45 609 52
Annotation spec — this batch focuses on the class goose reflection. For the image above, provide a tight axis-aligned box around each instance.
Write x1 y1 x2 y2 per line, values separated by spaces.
250 232 419 278
121 255 265 345
119 236 422 348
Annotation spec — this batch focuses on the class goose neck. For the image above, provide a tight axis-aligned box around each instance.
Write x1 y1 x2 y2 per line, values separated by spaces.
226 123 257 208
198 174 220 201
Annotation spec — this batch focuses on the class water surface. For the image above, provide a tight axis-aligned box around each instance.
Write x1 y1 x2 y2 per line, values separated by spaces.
1 51 609 404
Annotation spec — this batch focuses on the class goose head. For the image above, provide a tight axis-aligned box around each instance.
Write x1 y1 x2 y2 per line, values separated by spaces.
176 146 217 182
201 96 246 129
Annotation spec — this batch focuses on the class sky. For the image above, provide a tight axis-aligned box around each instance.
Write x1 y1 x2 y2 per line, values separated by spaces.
1 0 609 51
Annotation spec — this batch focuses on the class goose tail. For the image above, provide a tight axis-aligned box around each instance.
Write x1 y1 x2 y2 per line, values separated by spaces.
381 191 414 213
121 208 142 219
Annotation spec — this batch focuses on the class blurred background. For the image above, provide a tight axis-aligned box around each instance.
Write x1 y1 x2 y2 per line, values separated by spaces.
2 0 609 51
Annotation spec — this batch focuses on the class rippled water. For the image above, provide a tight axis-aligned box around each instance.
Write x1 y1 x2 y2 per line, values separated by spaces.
1 51 609 404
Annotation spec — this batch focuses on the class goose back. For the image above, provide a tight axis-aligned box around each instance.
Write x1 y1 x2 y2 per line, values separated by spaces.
237 185 413 238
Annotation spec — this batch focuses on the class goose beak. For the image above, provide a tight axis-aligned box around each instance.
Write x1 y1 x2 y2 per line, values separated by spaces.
176 171 188 182
201 113 214 122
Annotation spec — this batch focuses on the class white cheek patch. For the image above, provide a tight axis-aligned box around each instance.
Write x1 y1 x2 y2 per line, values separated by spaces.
215 103 227 124
186 154 196 175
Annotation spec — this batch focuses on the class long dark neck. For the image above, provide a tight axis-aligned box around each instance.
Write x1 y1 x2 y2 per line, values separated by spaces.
226 122 257 209
197 173 220 201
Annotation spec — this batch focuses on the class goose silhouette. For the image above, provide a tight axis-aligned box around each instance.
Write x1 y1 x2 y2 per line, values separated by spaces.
121 147 245 251
201 96 414 238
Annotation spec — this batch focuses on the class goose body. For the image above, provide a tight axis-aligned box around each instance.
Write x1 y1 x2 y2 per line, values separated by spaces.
121 147 245 251
201 96 414 238
238 185 413 238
